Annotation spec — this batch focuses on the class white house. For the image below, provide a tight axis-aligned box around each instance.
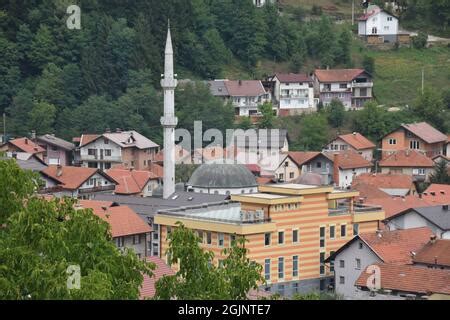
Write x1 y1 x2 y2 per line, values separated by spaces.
358 5 399 43
223 80 272 117
272 73 317 116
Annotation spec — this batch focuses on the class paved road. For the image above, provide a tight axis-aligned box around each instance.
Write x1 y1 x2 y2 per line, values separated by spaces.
400 29 450 43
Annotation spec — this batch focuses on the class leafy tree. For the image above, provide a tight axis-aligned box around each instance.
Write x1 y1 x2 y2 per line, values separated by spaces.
154 222 264 300
412 87 448 132
353 101 389 142
235 116 254 130
258 102 276 129
429 160 450 184
362 55 375 74
335 29 352 65
290 52 304 73
326 99 346 128
6 88 34 136
0 159 154 299
0 36 21 112
29 101 57 135
29 24 59 70
297 113 329 151
412 32 428 49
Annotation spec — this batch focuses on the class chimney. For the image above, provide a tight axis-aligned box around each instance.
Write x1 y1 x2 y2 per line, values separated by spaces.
238 79 242 86
31 130 36 140
24 138 28 144
333 153 340 188
376 230 382 238
116 128 122 133
430 235 437 244
56 165 63 177
353 132 357 136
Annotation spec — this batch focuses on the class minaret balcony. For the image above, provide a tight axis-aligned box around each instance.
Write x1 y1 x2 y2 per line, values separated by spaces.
161 78 178 89
161 116 178 127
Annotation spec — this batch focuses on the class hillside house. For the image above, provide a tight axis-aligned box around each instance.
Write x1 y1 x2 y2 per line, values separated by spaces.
313 69 373 109
358 5 399 44
379 150 435 182
324 132 376 161
36 134 75 166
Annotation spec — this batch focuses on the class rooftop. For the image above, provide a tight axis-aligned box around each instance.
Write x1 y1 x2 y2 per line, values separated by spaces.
224 80 266 97
356 263 450 295
335 132 376 150
37 134 75 151
390 205 450 231
287 151 321 167
401 122 448 144
105 168 159 195
379 150 434 168
414 239 450 268
79 130 159 149
422 184 450 205
140 257 175 299
274 73 312 83
314 69 367 83
188 164 257 189
207 80 230 97
7 137 46 154
323 150 372 169
366 196 435 219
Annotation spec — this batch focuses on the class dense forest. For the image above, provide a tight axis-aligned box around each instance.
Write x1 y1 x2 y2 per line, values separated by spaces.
0 0 449 148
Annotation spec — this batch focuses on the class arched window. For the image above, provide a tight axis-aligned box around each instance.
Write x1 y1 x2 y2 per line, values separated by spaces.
372 27 377 34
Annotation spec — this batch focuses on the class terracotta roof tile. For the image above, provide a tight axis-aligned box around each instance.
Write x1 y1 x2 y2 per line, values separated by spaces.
314 69 366 82
379 150 434 168
422 184 450 205
275 73 312 83
42 165 108 190
365 196 434 218
353 173 414 190
148 163 164 178
288 151 321 166
106 168 158 195
256 176 275 185
337 133 376 150
79 200 151 237
140 257 175 299
8 137 45 154
401 122 447 144
323 150 372 169
359 227 434 264
356 263 450 295
79 134 100 147
414 239 450 267
352 182 391 200
224 80 266 97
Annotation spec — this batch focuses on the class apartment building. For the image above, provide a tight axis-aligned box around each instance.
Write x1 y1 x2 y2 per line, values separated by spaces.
75 130 159 170
313 69 373 109
154 183 385 297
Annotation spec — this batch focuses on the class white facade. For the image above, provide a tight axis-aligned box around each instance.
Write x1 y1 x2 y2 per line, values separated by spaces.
232 94 272 116
190 186 257 196
385 212 450 239
338 167 371 189
324 138 374 161
358 9 399 41
79 138 122 170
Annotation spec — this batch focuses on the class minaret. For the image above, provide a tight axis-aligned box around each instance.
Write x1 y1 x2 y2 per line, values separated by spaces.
161 23 178 199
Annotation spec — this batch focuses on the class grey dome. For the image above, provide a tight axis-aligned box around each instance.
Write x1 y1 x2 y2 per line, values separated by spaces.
188 164 257 188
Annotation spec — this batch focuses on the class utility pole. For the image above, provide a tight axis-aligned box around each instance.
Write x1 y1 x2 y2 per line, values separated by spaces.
352 0 355 26
421 67 424 94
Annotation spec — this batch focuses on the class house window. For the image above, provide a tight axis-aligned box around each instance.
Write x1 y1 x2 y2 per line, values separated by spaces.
265 259 271 281
354 224 360 236
104 163 111 169
329 251 335 272
339 83 347 89
320 252 325 275
278 284 285 296
410 140 420 149
356 258 361 270
265 233 271 246
293 229 299 243
105 149 112 156
292 283 299 294
218 233 224 247
279 173 284 180
339 276 345 284
389 138 397 145
413 168 426 175
359 242 363 249
133 234 141 245
104 139 109 144
206 232 212 245
289 172 294 179
316 162 322 168
339 260 345 268
341 225 347 237
292 255 299 277
278 231 284 245
116 237 125 247
387 17 393 21
88 149 95 156
320 227 325 248
372 27 377 34
278 257 284 279
330 226 335 239
197 231 204 243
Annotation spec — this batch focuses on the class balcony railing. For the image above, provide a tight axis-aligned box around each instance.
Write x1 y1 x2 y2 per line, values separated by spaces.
329 204 383 216
80 155 122 162
79 185 116 194
353 204 383 213
352 82 374 88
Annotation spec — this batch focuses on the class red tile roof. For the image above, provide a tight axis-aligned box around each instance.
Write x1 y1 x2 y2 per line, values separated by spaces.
359 227 434 264
356 263 450 295
337 133 376 150
140 257 175 299
379 150 434 168
245 164 261 173
401 122 447 144
314 69 366 82
79 134 100 147
42 165 113 190
8 137 45 154
106 168 158 195
256 176 275 185
78 200 151 238
224 80 266 97
366 196 434 218
352 182 391 200
288 151 321 167
148 163 164 178
155 145 191 163
422 184 450 205
414 239 450 268
324 150 372 169
353 173 414 190
275 73 312 83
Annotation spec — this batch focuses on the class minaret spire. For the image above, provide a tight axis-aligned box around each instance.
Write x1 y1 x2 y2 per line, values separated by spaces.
161 22 177 199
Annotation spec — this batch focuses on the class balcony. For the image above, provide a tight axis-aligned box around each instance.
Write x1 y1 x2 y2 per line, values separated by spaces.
352 82 374 88
79 185 116 194
80 155 122 162
329 204 385 222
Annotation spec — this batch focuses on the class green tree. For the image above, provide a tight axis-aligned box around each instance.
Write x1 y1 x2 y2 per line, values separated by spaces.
412 87 448 132
429 160 450 184
0 159 154 299
154 223 263 300
326 99 346 128
353 102 389 142
362 55 375 74
29 101 57 135
29 24 59 70
258 102 276 129
235 116 254 130
412 32 428 49
297 113 329 151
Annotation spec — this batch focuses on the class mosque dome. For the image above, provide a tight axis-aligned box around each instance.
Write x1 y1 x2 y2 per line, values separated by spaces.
188 164 257 189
